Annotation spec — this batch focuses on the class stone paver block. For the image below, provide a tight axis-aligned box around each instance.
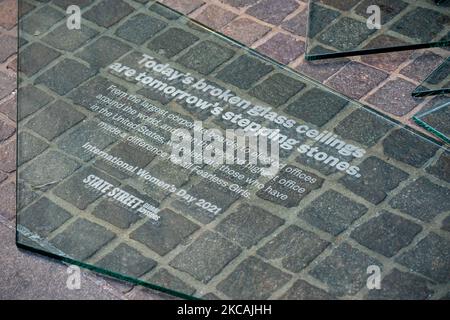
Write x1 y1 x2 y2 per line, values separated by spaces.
396 233 450 283
130 209 199 256
160 0 205 14
351 211 422 257
366 79 420 116
246 0 299 25
391 7 449 42
177 40 235 75
97 243 157 277
216 55 274 89
195 5 237 29
1 0 18 29
281 279 335 300
18 132 49 166
339 156 409 205
18 85 53 120
76 36 131 71
170 231 241 283
17 180 39 211
299 190 368 236
217 256 291 299
319 17 375 51
56 120 116 161
383 129 439 168
148 269 196 296
257 225 329 272
310 243 381 296
0 140 16 173
400 51 444 82
0 34 17 63
366 269 434 300
326 62 388 99
0 98 16 122
335 108 394 147
84 0 134 28
36 59 96 95
249 73 305 107
94 142 155 179
116 13 168 45
0 182 15 220
54 166 119 210
257 165 324 208
147 28 199 58
19 43 60 77
50 218 116 260
0 119 15 142
286 88 348 126
171 180 240 224
215 204 284 248
389 177 450 222
19 197 72 238
361 36 410 72
21 6 64 35
222 18 271 46
42 24 98 52
257 33 305 64
19 150 80 188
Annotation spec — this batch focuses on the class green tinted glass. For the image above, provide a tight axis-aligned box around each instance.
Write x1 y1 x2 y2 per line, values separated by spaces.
413 57 450 97
414 100 450 143
306 0 450 60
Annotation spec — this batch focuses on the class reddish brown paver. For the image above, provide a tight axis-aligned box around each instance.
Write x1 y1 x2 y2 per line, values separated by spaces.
2 0 450 300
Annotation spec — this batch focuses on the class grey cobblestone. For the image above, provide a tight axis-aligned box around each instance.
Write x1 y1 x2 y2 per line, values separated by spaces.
97 243 157 277
19 197 72 238
389 177 450 222
18 132 49 166
19 43 60 77
147 28 199 58
130 209 199 256
396 233 450 283
217 256 291 299
383 129 439 168
281 280 335 300
26 100 85 141
50 218 116 260
309 243 381 296
350 211 422 257
84 0 134 28
339 156 409 205
298 190 368 236
54 166 119 210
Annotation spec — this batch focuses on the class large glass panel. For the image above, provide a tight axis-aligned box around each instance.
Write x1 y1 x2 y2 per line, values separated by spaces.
18 1 450 300
413 57 450 97
414 100 450 142
306 0 450 60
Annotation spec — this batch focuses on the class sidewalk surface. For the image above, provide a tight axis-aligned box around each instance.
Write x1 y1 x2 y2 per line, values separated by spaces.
1 0 449 300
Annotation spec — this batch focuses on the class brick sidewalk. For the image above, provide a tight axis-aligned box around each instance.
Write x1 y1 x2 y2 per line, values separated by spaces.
2 0 450 300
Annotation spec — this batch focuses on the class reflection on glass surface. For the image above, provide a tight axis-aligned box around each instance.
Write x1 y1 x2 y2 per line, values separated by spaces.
414 100 450 143
306 0 450 60
17 0 450 300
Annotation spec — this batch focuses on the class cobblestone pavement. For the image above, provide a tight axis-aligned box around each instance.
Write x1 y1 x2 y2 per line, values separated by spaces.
2 0 450 299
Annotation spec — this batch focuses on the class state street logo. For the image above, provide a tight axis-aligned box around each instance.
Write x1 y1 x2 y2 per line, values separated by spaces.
169 121 281 177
